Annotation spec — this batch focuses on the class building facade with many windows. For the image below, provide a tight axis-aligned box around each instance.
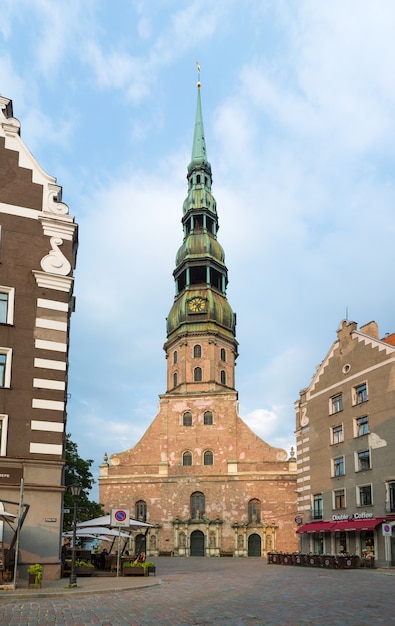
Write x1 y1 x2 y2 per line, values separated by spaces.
99 83 297 558
0 95 78 579
295 319 395 567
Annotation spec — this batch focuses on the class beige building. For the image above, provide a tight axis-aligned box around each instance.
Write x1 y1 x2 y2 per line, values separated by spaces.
99 84 297 557
295 319 395 567
0 95 78 580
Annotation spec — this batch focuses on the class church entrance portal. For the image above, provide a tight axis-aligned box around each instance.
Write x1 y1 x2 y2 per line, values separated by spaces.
190 530 205 556
248 533 261 556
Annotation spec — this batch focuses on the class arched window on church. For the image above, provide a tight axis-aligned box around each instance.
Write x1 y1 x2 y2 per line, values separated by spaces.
203 410 213 425
220 369 226 385
173 372 178 387
173 350 178 364
183 411 192 426
136 500 147 522
191 491 205 519
203 450 213 465
194 367 202 382
248 498 261 524
183 451 192 466
193 344 202 358
220 348 226 362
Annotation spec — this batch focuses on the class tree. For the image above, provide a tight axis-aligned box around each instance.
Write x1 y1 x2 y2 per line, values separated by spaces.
63 433 104 531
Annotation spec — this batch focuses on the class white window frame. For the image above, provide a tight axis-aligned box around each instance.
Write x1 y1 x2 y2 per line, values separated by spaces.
333 488 346 510
332 455 345 477
355 449 371 472
354 415 369 437
0 415 8 455
331 424 344 444
0 287 15 325
0 348 12 388
357 484 373 507
330 393 343 414
352 382 368 406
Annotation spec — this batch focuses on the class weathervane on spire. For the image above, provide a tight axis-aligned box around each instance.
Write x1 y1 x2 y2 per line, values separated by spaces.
196 61 201 87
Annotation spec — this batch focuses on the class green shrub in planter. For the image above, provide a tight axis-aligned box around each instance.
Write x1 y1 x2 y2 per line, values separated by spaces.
28 563 43 587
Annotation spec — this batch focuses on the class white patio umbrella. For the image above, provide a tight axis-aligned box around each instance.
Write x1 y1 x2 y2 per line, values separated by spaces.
66 526 131 538
77 515 151 531
0 510 17 521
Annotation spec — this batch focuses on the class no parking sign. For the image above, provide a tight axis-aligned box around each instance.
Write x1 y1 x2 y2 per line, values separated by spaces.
382 523 392 537
111 508 130 527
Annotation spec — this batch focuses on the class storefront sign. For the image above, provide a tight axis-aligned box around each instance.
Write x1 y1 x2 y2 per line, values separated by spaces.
0 467 23 484
332 512 373 521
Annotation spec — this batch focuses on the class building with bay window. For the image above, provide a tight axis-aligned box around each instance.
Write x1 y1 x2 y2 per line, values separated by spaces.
0 95 78 580
295 319 395 567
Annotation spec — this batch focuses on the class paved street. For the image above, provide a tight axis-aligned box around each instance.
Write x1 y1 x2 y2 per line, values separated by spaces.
0 558 394 625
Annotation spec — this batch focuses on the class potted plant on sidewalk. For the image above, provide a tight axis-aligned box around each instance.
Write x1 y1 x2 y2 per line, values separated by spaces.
28 563 43 588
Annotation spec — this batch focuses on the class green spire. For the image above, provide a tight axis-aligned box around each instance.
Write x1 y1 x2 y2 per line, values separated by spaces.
191 85 208 164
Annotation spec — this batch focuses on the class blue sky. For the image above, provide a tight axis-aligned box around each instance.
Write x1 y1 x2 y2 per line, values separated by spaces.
2 1 395 500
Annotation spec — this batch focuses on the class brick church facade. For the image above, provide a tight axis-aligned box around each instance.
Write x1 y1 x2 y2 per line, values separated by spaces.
99 82 297 557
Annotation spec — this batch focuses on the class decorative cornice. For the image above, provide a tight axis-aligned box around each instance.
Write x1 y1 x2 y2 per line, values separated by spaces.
32 270 74 293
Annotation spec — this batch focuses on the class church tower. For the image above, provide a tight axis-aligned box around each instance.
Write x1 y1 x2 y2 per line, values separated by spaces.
99 80 297 558
165 79 238 399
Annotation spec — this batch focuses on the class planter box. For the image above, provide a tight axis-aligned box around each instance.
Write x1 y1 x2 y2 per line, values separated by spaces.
75 567 94 577
123 567 145 576
28 573 42 588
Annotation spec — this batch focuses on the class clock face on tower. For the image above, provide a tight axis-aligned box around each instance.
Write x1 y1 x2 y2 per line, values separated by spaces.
188 297 207 313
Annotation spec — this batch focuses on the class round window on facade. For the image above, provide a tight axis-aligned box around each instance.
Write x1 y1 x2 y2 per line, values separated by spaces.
343 364 351 374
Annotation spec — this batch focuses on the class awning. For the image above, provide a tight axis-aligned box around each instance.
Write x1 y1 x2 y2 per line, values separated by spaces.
296 521 334 534
297 517 388 534
331 518 386 532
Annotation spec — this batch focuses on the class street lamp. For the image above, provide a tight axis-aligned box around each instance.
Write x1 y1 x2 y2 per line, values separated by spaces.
69 482 82 587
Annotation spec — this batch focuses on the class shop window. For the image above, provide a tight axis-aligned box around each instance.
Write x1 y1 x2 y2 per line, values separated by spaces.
358 484 372 506
355 416 369 437
335 532 347 554
194 367 202 382
135 500 147 522
333 456 345 477
248 499 261 523
313 494 323 520
333 489 345 509
330 393 342 414
193 344 202 358
361 531 375 560
203 450 213 465
353 382 368 405
183 451 192 466
331 424 343 444
203 411 213 425
356 450 371 471
183 411 192 426
190 492 205 519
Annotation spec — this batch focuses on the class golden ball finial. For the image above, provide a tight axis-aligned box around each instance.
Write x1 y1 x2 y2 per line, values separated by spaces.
197 81 201 88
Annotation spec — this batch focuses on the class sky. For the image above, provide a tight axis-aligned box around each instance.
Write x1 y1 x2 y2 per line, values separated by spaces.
1 1 395 501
